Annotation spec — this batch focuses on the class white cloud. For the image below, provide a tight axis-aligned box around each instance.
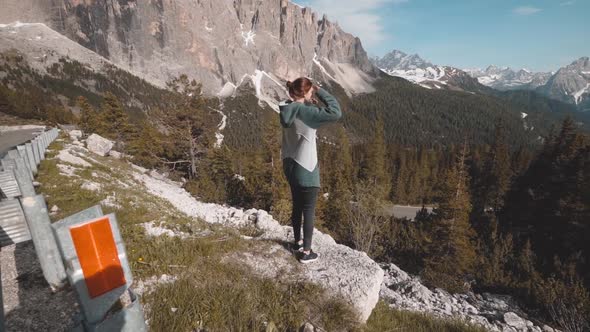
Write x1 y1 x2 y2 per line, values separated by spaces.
301 0 404 48
560 0 575 6
512 6 542 15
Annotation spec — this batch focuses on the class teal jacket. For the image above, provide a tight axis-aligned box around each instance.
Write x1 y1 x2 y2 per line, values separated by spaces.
279 88 342 187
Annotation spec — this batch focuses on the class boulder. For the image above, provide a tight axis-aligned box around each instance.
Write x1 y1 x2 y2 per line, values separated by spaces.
68 130 82 140
86 134 113 157
109 150 123 159
504 312 527 330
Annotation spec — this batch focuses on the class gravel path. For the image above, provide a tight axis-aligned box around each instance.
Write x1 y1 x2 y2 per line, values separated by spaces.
1 241 78 331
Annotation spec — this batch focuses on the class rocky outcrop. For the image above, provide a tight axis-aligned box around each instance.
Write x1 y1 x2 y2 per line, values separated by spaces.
132 168 383 323
380 264 559 332
235 210 383 323
0 0 377 97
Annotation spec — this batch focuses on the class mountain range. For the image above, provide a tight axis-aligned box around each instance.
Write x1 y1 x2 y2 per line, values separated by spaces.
0 0 588 151
463 66 550 91
370 50 485 93
372 50 590 111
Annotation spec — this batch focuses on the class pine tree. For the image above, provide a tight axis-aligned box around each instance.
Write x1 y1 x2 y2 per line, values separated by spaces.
262 116 291 222
323 127 354 241
423 142 477 292
126 119 165 168
477 122 512 214
96 92 132 142
77 96 98 134
151 80 211 180
360 115 388 198
392 152 408 203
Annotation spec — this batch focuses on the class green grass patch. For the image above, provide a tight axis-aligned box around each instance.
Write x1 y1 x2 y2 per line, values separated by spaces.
37 161 106 221
145 262 360 332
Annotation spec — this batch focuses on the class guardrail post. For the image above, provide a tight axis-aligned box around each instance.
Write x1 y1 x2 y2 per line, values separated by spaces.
40 133 46 151
31 139 41 165
16 145 34 178
37 137 45 161
11 158 35 198
24 143 37 174
20 195 67 289
53 208 147 331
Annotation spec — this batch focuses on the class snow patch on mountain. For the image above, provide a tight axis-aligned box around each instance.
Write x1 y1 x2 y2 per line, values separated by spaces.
211 107 227 148
380 66 449 85
573 83 590 104
241 30 256 47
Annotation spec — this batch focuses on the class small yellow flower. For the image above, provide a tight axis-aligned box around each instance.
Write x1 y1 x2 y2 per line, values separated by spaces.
138 257 143 261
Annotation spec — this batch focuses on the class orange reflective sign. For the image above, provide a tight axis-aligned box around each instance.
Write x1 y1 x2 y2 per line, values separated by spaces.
70 216 126 298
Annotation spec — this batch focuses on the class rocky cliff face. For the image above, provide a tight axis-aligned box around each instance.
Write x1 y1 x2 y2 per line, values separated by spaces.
0 0 377 97
538 57 590 110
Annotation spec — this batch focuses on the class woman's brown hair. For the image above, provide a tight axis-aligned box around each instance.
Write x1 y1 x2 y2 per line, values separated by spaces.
286 77 313 99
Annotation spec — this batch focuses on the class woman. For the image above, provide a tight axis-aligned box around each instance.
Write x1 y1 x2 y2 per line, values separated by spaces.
279 77 342 263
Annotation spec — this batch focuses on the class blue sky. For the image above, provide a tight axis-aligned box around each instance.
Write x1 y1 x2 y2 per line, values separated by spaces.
295 0 589 72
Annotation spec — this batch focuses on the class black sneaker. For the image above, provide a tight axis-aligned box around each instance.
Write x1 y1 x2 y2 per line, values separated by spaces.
299 250 319 264
291 240 304 253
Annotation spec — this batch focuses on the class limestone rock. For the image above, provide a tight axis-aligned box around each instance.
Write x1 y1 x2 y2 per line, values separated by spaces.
227 209 383 323
109 150 123 159
300 322 315 332
380 263 546 332
86 134 113 157
68 130 82 140
504 312 527 330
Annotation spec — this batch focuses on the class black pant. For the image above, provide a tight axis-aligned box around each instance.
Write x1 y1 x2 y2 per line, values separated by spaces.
289 185 319 251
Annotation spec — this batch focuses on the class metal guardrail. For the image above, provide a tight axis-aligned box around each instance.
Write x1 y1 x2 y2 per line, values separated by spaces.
0 170 21 199
0 199 31 246
0 128 146 331
0 128 57 247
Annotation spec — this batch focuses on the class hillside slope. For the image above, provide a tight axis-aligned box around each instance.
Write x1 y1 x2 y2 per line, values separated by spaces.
21 130 556 331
